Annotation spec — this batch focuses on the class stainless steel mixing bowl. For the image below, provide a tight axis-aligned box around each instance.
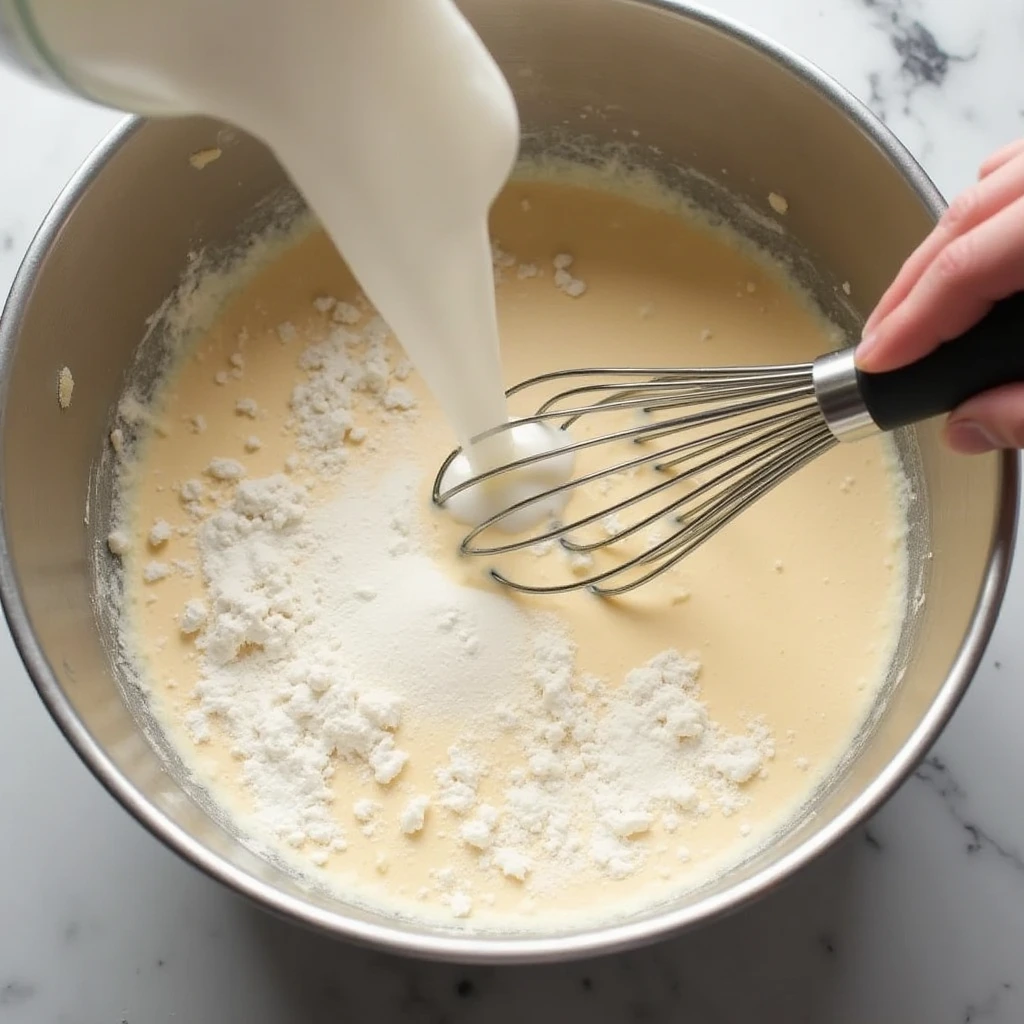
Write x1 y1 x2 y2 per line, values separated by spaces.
0 0 1016 963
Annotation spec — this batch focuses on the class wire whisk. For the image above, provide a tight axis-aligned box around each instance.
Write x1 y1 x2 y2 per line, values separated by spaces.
433 293 1024 596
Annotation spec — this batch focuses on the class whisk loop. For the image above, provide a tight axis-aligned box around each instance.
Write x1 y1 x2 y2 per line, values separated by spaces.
433 363 839 596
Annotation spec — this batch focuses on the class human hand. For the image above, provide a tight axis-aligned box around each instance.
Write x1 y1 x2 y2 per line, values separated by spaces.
855 138 1024 453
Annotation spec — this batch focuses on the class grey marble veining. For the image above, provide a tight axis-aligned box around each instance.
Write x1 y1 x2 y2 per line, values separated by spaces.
914 755 1024 873
2 1 1024 1021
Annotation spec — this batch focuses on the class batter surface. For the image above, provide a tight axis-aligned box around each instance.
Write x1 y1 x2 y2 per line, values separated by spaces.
110 175 907 930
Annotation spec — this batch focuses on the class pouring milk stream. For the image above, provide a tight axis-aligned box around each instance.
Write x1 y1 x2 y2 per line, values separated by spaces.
0 0 572 527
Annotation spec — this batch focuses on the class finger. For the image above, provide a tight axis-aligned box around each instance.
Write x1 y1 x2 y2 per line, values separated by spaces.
946 383 1024 452
857 193 1024 373
979 139 1024 179
861 149 1024 340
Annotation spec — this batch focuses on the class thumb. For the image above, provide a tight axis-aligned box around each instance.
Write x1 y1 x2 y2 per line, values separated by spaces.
944 383 1024 453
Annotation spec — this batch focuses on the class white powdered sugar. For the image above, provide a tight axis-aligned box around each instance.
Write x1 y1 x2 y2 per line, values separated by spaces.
235 397 259 418
178 598 207 635
331 300 362 325
148 519 173 547
304 473 536 721
188 473 413 849
424 634 774 894
553 252 587 297
206 457 246 482
400 796 430 835
176 439 771 910
286 314 414 474
142 560 172 583
107 530 131 555
113 236 775 924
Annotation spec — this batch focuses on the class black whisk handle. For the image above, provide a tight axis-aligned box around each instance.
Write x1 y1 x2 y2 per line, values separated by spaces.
856 291 1024 431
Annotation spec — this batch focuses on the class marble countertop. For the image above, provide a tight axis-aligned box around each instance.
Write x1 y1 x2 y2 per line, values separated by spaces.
2 1 1024 1021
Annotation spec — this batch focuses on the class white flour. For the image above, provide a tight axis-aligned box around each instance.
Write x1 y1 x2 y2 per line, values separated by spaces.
187 469 771 899
303 474 536 721
111 281 775 918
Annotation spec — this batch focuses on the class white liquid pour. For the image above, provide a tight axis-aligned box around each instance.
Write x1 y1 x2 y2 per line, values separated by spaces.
31 0 573 525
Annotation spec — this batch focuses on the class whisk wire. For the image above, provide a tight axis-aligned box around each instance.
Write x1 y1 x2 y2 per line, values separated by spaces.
585 427 837 597
505 363 813 399
533 375 815 425
558 408 825 555
433 363 841 596
459 401 812 556
434 385 818 511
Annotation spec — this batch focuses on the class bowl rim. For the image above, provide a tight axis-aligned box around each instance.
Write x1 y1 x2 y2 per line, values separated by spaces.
0 0 1018 964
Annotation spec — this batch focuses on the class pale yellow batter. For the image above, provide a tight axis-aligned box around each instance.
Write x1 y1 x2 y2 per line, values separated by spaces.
113 176 907 930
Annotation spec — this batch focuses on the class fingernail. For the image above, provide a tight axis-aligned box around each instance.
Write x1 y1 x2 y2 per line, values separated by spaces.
946 419 1001 454
855 330 880 369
